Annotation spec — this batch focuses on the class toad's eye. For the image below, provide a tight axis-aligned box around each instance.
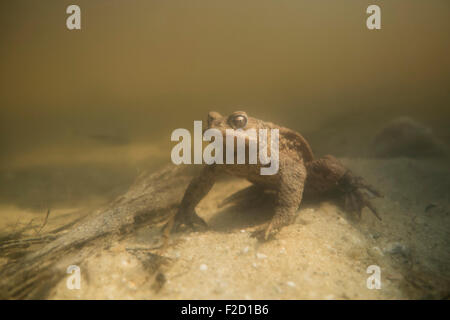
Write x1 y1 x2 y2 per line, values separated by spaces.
230 114 248 129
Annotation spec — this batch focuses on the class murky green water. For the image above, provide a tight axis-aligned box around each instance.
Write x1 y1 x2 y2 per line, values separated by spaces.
1 0 449 213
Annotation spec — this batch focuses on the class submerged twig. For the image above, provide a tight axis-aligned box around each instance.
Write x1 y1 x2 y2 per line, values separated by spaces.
0 164 197 299
38 209 51 234
0 234 58 250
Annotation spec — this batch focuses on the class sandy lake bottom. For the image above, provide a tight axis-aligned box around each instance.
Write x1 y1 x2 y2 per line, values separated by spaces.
2 157 446 299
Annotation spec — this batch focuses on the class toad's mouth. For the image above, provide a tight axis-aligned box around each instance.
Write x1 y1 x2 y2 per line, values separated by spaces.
204 127 259 146
171 120 279 175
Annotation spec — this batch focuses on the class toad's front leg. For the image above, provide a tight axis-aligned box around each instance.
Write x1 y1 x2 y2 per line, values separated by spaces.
252 158 307 240
165 165 217 234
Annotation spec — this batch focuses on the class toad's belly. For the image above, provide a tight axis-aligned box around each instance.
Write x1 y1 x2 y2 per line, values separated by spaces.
221 164 280 189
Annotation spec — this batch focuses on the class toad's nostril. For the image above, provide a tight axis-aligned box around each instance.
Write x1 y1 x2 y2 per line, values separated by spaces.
207 111 222 125
208 111 221 120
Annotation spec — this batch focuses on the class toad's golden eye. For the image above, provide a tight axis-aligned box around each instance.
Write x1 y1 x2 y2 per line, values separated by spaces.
229 114 248 129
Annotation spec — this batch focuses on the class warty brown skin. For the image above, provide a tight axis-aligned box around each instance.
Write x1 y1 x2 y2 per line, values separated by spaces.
167 111 381 240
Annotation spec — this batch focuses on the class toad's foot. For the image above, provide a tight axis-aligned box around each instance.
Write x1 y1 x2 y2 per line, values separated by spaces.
250 217 293 241
250 204 299 241
339 171 383 220
163 210 208 238
250 223 274 241
161 212 208 252
175 210 208 231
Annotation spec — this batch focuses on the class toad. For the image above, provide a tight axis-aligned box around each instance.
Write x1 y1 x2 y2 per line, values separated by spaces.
166 111 381 240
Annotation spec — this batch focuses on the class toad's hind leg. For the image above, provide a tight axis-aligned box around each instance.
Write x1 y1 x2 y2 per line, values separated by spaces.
252 158 306 240
305 155 382 220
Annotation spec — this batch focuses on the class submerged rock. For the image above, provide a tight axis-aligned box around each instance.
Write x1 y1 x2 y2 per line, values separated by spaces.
372 117 447 158
384 242 410 257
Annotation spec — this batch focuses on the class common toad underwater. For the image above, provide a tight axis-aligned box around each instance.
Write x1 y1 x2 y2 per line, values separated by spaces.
167 111 381 240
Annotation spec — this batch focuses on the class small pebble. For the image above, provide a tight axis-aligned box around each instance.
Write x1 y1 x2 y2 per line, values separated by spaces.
384 242 409 256
199 264 208 271
127 281 136 290
371 232 381 239
287 281 296 287
256 253 267 259
367 246 384 257
274 286 283 294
